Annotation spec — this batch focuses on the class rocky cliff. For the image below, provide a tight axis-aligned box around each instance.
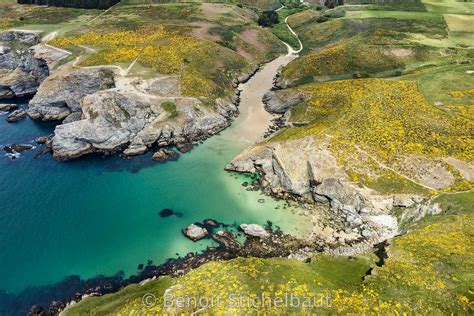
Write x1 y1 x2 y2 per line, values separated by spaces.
17 0 120 9
24 56 250 160
0 31 49 99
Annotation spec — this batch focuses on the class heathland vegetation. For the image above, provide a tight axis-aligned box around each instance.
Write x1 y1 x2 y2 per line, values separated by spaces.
272 0 473 195
1 0 472 313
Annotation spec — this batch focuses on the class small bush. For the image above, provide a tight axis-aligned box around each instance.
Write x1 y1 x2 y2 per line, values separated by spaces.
316 16 328 23
257 10 279 27
161 101 177 112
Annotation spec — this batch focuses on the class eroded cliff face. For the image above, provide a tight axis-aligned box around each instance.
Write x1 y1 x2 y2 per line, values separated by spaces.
225 135 439 253
25 63 244 160
227 136 414 211
0 31 49 99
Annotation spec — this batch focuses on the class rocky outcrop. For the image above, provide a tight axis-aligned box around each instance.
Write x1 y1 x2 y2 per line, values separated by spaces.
240 223 270 238
28 67 115 121
151 148 180 162
0 31 49 99
6 109 27 123
227 135 422 249
51 87 237 160
182 224 208 241
262 90 306 113
0 104 18 112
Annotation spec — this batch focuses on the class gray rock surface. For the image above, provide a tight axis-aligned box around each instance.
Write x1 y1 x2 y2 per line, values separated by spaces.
262 90 305 114
0 31 49 99
240 223 269 238
182 224 208 241
28 67 115 121
51 85 237 160
0 104 17 112
6 109 27 123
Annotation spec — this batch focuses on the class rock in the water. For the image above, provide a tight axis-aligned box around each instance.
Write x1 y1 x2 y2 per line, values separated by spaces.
176 142 193 153
211 230 241 251
240 223 269 238
4 143 33 153
151 148 180 163
4 143 34 159
0 103 17 112
182 224 208 241
203 218 219 228
159 208 184 218
6 109 27 123
35 135 52 144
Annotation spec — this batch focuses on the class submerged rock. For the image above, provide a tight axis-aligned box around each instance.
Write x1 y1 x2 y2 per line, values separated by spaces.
182 224 208 241
211 230 241 251
151 149 180 163
158 208 183 218
240 223 269 238
176 142 193 153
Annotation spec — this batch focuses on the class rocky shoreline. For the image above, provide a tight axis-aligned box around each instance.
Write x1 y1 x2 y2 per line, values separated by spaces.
27 220 321 315
0 30 261 162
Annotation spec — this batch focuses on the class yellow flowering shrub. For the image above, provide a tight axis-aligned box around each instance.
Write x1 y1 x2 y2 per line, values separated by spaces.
48 24 249 99
275 78 473 192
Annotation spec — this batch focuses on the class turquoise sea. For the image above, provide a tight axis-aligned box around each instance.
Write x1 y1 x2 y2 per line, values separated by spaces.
0 98 310 313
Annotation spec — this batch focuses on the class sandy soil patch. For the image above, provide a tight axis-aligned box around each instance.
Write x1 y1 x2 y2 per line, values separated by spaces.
189 22 220 42
238 29 265 51
383 48 413 57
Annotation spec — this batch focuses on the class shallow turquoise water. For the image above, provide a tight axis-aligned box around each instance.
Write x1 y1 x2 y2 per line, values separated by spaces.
0 99 310 299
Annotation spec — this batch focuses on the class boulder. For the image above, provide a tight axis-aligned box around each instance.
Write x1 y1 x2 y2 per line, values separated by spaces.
240 223 269 238
263 90 306 114
4 143 33 154
0 103 17 112
182 224 208 241
151 148 180 162
6 109 27 123
176 142 193 153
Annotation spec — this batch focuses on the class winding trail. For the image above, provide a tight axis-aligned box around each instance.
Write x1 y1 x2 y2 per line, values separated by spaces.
275 5 304 54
